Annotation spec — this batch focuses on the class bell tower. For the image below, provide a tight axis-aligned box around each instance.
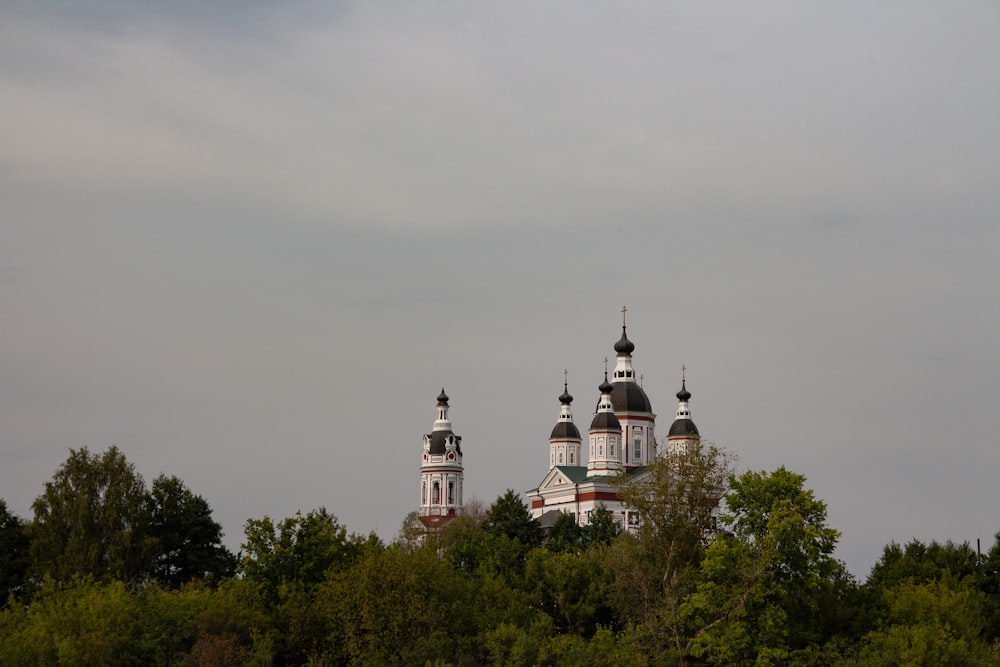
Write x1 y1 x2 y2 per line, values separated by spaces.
419 388 464 530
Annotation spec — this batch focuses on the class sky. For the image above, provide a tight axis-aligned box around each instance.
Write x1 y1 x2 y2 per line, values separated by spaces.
2 0 998 578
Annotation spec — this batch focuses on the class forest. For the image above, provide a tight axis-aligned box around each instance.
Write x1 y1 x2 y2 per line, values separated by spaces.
2 444 1000 666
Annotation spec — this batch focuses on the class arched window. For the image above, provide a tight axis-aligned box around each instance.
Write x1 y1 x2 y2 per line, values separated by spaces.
448 481 455 505
422 481 427 505
432 481 440 504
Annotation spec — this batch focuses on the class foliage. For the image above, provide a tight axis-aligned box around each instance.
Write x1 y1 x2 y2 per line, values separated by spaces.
240 507 378 604
583 503 621 547
614 441 736 658
546 511 584 553
483 489 543 549
0 499 30 600
30 446 154 582
857 575 998 666
684 466 850 666
148 474 237 588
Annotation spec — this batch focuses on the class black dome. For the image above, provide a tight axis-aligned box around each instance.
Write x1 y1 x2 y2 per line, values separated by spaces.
668 418 699 438
590 411 621 431
599 374 614 395
437 388 449 404
609 382 653 413
550 422 582 440
676 382 691 402
559 387 573 405
427 430 462 455
613 326 635 355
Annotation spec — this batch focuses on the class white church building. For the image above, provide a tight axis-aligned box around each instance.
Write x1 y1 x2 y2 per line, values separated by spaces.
417 313 701 532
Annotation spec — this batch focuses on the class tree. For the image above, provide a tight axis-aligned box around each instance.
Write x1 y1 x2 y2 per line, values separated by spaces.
483 490 543 549
546 512 584 553
0 500 30 600
583 503 621 548
684 466 850 666
30 446 154 582
148 475 237 588
240 508 377 604
617 441 734 589
857 575 995 666
614 441 735 659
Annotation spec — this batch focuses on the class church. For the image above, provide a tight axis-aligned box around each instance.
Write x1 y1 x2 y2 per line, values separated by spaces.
417 312 701 532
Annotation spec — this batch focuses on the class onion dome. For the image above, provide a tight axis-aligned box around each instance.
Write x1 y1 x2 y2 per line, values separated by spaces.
426 388 461 455
551 381 581 440
591 373 621 431
614 326 635 355
590 411 621 430
610 383 653 413
676 383 691 402
550 421 581 440
668 378 699 438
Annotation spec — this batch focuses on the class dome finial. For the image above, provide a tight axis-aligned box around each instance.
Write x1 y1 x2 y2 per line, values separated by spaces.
614 308 635 355
437 387 449 404
677 368 691 401
559 370 573 405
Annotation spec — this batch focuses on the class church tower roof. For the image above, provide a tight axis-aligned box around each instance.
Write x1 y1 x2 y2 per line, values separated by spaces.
667 369 699 438
426 387 462 455
607 307 653 414
550 375 582 441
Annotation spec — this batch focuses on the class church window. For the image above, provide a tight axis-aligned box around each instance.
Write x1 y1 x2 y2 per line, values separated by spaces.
569 451 574 464
433 481 440 504
448 481 455 504
422 481 427 505
610 442 615 457
633 427 642 460
558 452 564 464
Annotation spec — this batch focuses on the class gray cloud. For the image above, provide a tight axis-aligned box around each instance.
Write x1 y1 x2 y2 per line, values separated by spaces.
2 1 998 576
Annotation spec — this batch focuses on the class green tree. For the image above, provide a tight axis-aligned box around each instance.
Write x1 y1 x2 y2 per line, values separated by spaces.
483 490 543 549
684 466 850 666
523 548 615 636
857 575 997 666
240 508 377 604
0 499 30 600
583 503 621 547
30 446 154 582
148 474 237 588
614 441 735 659
546 512 584 553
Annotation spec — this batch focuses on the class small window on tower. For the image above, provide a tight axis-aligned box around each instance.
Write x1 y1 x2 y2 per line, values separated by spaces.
448 481 455 505
558 452 564 464
433 482 440 504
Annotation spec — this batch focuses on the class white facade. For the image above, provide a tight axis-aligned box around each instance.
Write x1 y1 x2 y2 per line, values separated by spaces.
418 389 464 531
527 321 700 531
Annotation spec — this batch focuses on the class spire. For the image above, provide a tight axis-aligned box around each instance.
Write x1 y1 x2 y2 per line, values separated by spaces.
559 369 573 405
550 372 582 464
668 368 699 442
434 387 452 430
612 311 637 382
677 366 691 401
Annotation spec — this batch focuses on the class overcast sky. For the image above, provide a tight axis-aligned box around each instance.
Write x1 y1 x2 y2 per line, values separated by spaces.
2 1 998 577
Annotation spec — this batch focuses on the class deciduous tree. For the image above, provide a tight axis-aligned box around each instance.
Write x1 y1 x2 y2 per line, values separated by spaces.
148 474 237 588
0 499 30 600
31 446 154 582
